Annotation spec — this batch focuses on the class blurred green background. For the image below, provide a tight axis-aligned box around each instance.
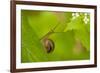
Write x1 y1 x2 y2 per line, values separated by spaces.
21 10 90 63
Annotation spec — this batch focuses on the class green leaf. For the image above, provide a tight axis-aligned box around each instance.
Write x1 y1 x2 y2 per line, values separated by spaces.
21 10 90 62
21 11 49 62
74 29 90 51
64 16 85 31
64 14 90 51
54 12 72 32
48 31 89 60
27 11 59 38
48 31 75 60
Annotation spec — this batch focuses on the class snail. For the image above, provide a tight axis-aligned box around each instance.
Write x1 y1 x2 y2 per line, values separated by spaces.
42 39 55 53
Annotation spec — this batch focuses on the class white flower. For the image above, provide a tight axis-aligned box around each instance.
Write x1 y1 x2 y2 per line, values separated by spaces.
83 13 89 24
72 13 79 20
83 16 89 24
84 13 88 16
75 13 79 17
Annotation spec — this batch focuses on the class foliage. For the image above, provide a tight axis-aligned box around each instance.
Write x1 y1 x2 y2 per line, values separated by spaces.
21 10 90 63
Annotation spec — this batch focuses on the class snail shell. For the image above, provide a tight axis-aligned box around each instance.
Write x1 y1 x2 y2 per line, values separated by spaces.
43 39 55 53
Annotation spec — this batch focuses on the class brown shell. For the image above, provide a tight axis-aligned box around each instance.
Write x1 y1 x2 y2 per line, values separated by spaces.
44 39 55 53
